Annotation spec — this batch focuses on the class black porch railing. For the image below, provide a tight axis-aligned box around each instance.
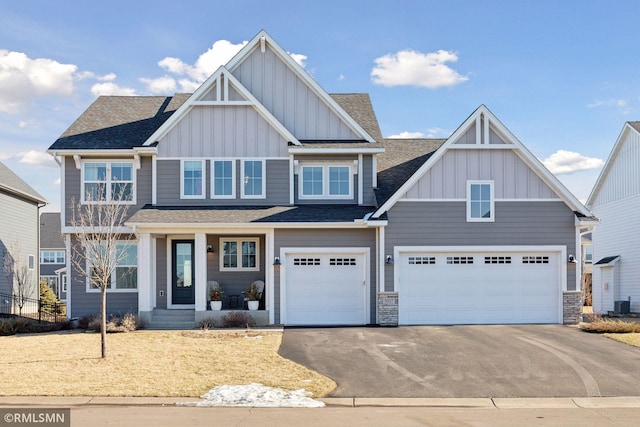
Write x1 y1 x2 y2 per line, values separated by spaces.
0 292 67 324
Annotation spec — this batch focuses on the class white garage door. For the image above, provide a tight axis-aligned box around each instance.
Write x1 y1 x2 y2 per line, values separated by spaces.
398 250 560 325
284 252 366 325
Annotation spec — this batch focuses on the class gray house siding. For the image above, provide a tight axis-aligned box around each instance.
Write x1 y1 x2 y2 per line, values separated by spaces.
0 192 40 296
384 201 577 291
68 235 138 318
273 228 377 324
156 159 289 206
64 156 153 226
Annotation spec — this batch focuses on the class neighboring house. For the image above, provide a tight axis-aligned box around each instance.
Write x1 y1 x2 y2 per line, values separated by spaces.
587 121 640 315
0 161 47 303
48 30 595 326
39 212 67 301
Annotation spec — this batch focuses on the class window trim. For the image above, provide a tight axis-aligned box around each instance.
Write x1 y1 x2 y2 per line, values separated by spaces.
219 237 260 272
40 250 65 265
298 163 354 200
86 241 138 293
180 159 206 199
81 160 136 205
210 159 236 199
466 180 494 222
240 159 266 199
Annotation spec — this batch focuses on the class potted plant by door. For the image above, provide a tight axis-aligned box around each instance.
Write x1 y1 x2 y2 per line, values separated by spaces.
246 283 260 311
209 283 223 310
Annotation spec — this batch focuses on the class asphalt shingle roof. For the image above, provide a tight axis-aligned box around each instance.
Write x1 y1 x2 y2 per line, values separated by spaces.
629 121 640 133
0 161 46 204
127 204 380 225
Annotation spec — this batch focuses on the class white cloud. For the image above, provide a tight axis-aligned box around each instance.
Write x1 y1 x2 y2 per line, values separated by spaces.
18 150 57 167
53 177 61 186
387 131 426 138
426 127 449 138
587 98 631 114
371 49 468 88
542 150 604 175
337 74 345 81
0 50 77 113
91 82 137 97
140 76 177 94
288 52 307 68
0 152 12 161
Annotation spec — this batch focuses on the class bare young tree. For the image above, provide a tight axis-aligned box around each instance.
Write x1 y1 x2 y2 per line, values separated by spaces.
2 239 37 316
70 183 133 358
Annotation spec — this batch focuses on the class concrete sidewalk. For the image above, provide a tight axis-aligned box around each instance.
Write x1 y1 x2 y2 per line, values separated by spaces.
2 396 640 409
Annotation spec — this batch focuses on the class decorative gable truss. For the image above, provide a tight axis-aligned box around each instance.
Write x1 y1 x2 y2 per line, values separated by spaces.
374 105 594 220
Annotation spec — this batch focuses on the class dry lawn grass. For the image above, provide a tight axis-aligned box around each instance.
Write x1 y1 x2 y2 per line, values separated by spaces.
0 330 336 397
605 333 640 348
579 318 640 333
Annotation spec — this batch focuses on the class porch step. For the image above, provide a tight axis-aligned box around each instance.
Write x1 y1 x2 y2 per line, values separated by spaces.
146 309 195 330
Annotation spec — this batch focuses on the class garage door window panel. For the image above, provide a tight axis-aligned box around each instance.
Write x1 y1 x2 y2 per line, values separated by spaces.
467 181 494 222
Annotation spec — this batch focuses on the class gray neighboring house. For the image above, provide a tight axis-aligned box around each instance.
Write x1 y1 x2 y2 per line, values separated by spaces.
47 30 595 327
39 212 67 301
0 161 47 301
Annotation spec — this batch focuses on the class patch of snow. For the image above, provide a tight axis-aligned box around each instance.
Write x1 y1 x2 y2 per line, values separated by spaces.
178 383 325 408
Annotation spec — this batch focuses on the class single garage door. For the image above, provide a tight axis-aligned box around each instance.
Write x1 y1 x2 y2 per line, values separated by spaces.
284 252 366 325
398 250 560 325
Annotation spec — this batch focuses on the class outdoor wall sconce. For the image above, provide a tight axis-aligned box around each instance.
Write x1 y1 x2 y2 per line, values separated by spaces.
273 257 281 266
568 254 575 263
207 245 215 254
385 255 393 264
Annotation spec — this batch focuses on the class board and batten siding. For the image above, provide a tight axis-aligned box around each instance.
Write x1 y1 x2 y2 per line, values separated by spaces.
591 195 640 313
232 46 359 141
404 149 559 200
155 159 289 206
0 192 40 295
274 228 377 324
590 129 640 206
63 156 152 227
157 106 289 158
384 201 577 291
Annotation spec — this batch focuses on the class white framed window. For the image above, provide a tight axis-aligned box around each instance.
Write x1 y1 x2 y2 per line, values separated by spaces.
87 242 138 292
219 238 259 271
241 160 265 199
82 161 135 204
181 160 205 199
211 159 235 199
299 163 353 199
40 276 58 289
40 250 65 264
585 246 593 264
467 181 494 222
61 275 67 292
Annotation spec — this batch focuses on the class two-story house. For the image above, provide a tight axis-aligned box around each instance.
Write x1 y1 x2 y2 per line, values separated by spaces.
39 212 67 301
0 161 46 302
48 30 595 327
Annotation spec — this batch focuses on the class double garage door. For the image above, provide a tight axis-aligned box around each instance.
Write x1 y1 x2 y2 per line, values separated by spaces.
283 251 367 325
397 248 561 325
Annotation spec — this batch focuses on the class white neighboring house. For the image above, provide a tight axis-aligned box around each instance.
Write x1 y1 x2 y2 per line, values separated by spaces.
587 121 640 314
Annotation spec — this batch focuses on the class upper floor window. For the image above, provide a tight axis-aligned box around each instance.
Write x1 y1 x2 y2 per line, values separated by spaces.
40 250 65 264
211 160 235 199
241 160 265 199
299 164 353 199
82 162 135 203
585 246 593 264
181 160 205 199
467 181 494 222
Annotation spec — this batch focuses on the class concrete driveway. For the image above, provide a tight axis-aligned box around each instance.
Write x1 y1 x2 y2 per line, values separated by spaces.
279 325 640 398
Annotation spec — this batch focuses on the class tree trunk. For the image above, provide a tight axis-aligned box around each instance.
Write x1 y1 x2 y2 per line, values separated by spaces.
100 287 107 358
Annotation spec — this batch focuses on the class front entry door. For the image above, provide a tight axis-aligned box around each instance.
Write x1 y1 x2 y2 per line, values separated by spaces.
172 240 195 305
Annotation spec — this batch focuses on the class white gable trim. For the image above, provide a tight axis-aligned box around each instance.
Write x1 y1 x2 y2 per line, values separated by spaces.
226 30 376 143
142 66 300 147
373 105 592 218
586 122 639 207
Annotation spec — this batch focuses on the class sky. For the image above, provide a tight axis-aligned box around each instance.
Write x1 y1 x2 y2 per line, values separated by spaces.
1 0 638 212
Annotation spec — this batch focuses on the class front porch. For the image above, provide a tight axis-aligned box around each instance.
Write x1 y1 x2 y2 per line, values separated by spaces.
142 308 271 329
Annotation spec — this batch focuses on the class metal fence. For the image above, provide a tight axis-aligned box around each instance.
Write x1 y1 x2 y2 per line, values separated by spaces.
0 292 67 323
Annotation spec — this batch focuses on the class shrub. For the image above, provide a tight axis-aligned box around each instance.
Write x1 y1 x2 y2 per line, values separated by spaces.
86 313 145 333
220 311 255 328
580 318 640 333
0 318 67 336
196 317 216 330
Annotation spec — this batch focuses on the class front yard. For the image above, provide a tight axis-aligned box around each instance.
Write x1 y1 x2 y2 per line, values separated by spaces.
0 330 336 397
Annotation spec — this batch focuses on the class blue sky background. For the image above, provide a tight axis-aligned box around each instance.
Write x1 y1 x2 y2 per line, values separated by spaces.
1 0 638 210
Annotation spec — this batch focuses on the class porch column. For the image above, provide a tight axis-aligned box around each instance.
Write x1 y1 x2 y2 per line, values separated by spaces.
138 233 153 312
195 233 207 312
